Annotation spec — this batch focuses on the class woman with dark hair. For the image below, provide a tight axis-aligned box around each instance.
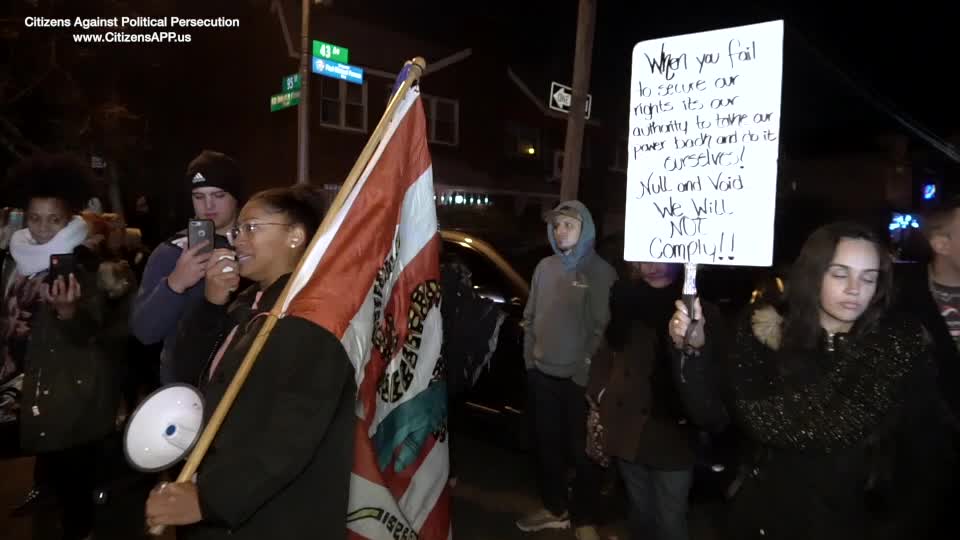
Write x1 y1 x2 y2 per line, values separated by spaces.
145 186 357 539
668 221 948 540
0 153 123 539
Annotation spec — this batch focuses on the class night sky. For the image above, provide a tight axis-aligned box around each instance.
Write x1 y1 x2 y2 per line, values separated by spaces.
2 0 955 204
342 0 956 156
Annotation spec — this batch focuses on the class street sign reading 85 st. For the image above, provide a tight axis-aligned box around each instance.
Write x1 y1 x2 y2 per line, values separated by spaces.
283 74 301 92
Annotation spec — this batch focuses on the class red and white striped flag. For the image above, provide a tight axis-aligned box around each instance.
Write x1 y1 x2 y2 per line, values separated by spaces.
281 85 450 539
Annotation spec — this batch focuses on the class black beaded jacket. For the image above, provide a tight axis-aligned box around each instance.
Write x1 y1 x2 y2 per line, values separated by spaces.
676 305 948 540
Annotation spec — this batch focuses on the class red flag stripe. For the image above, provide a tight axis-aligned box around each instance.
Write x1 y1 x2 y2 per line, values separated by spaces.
417 484 451 540
351 424 382 485
286 101 431 337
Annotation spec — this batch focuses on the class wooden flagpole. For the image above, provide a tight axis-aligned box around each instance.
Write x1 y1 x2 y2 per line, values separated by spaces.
148 56 427 536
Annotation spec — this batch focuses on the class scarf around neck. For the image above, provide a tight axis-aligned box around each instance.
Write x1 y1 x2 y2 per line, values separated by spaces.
9 216 88 277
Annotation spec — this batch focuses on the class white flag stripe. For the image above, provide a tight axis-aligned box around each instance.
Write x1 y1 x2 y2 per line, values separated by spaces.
281 87 421 313
396 166 438 270
340 279 377 403
398 438 449 530
347 473 415 539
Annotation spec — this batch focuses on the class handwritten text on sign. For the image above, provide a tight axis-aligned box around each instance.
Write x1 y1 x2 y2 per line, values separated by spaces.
624 21 783 267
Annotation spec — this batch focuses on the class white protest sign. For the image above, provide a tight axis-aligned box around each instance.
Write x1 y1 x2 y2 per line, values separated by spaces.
624 20 784 267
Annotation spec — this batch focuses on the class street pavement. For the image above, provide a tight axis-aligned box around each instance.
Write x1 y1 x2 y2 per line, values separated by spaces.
0 430 719 539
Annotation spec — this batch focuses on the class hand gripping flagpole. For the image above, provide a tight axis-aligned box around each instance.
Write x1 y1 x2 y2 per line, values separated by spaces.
148 57 428 536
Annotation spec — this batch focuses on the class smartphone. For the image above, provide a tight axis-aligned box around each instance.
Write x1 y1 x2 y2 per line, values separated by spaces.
188 219 215 254
49 253 76 283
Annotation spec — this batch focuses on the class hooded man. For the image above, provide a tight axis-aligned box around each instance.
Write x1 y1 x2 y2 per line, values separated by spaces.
517 200 618 540
130 150 245 385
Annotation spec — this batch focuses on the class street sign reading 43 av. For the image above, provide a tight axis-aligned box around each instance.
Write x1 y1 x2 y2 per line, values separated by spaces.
312 40 349 64
549 81 592 119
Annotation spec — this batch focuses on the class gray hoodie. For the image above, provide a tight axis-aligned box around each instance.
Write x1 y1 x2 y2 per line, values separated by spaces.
523 201 617 386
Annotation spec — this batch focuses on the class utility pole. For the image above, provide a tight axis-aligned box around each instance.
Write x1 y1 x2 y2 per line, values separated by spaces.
559 0 597 202
296 0 311 184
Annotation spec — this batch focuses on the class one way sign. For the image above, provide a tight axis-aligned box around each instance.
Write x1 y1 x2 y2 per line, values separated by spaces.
549 81 592 119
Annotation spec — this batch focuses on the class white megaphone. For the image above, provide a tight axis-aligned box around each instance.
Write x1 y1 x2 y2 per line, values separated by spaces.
124 384 205 472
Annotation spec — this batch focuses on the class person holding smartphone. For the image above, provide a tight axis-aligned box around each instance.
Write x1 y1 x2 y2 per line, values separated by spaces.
1 153 122 540
130 150 246 385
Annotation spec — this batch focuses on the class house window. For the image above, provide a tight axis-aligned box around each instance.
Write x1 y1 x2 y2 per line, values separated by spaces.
423 96 459 146
384 89 459 146
506 124 540 158
319 77 367 132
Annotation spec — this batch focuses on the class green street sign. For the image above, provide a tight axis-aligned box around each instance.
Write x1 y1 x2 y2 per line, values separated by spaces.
270 90 300 112
282 74 301 92
312 40 349 64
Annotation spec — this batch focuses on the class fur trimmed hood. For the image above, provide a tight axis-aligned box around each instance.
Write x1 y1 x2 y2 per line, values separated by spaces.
751 305 784 350
97 260 135 299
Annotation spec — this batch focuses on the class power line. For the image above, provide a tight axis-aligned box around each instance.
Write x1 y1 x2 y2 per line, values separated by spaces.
786 24 960 164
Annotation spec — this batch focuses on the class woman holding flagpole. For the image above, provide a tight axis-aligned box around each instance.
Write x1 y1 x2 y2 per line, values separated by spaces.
668 221 952 540
144 186 357 539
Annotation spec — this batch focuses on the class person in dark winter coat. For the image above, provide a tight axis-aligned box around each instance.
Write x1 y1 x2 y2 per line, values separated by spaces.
440 253 506 400
145 186 356 540
669 222 951 540
587 262 705 540
1 153 124 540
886 198 960 538
440 251 506 486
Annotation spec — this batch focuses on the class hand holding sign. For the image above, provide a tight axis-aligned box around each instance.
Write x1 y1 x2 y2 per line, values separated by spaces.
625 21 784 267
